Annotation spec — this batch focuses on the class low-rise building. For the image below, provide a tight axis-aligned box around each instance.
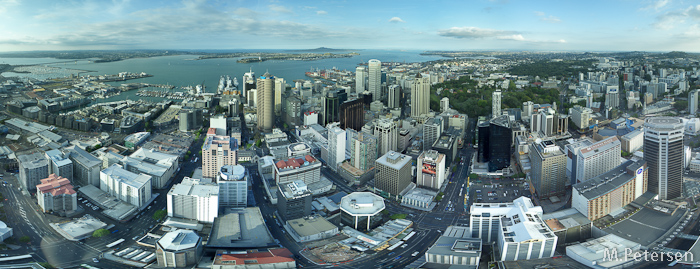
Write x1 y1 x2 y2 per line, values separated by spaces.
566 234 644 269
211 248 296 269
156 229 203 268
425 226 482 267
123 148 179 189
0 221 12 242
340 192 385 231
620 129 644 153
37 174 77 214
286 215 339 243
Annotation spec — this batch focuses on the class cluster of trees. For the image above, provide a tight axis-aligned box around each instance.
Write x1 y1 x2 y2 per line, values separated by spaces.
508 59 595 79
430 76 562 118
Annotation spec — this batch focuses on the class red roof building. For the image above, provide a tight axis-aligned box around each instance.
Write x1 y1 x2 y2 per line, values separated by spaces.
36 174 77 213
212 248 296 268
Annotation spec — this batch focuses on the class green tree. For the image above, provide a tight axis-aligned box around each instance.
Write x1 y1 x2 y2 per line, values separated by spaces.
674 100 688 111
390 214 407 220
19 236 31 243
255 139 262 147
92 229 110 238
153 209 167 220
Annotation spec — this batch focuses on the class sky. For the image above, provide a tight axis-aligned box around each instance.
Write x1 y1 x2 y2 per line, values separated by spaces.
1 0 700 52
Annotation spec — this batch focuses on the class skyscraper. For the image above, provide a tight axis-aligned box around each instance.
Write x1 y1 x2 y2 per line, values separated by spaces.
274 77 285 116
349 130 378 171
492 90 502 118
374 118 398 156
256 72 275 132
202 135 239 179
388 85 401 109
529 139 566 198
644 117 684 200
411 73 430 120
375 151 412 197
322 91 339 125
327 124 346 171
690 90 699 115
355 66 366 94
368 59 382 101
339 99 364 131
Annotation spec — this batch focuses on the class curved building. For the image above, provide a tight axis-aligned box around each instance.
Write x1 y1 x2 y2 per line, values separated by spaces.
156 229 203 268
644 117 684 200
218 165 247 208
340 192 385 231
257 72 275 133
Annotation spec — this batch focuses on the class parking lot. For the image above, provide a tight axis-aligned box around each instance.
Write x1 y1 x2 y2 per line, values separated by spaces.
470 179 532 204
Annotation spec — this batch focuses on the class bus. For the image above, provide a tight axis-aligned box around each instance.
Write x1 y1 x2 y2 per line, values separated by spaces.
106 238 125 248
0 254 32 262
387 241 403 251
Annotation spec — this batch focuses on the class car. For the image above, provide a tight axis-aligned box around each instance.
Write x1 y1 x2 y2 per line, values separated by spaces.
0 254 8 257
395 255 402 260
388 252 395 256
412 251 420 257
78 197 83 201
92 258 99 263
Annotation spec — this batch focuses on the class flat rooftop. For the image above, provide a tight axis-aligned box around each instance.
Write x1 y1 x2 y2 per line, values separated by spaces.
158 229 200 251
207 207 275 248
603 206 684 246
376 151 411 171
573 159 645 200
52 214 108 240
287 216 337 237
340 192 385 216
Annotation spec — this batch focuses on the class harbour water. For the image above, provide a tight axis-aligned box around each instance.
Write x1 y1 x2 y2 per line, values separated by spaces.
1 50 445 103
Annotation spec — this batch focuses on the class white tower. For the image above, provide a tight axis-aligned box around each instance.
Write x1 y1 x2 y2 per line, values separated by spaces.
368 59 382 101
492 90 502 119
355 66 366 94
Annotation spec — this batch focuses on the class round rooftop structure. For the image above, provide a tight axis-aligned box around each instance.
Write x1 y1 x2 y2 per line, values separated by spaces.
219 165 246 181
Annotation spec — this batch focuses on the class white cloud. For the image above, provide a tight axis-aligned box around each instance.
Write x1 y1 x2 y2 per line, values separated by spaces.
438 26 519 39
0 0 19 15
268 4 292 14
688 5 700 19
534 11 561 23
641 0 670 11
497 34 525 41
317 10 327 15
389 17 405 23
653 11 686 29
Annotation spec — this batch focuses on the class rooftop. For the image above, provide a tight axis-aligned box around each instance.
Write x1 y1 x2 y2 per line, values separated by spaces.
37 174 76 196
213 248 294 266
45 149 72 167
645 117 684 130
17 152 48 169
579 136 620 157
566 234 641 268
219 165 246 181
340 192 385 216
573 159 645 200
203 135 239 151
287 215 338 237
274 155 318 170
101 164 151 189
376 151 411 171
157 229 200 251
64 145 101 167
169 178 218 198
207 208 276 248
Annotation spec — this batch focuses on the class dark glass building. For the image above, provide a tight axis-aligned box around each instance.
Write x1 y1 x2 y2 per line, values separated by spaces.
340 98 365 131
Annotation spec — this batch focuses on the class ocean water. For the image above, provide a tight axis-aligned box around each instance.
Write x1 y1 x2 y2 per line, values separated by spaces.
0 50 444 103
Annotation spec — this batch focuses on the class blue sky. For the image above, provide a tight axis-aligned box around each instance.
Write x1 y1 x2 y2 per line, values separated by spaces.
1 0 699 52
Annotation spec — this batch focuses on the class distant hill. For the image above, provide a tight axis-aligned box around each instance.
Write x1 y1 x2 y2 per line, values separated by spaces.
285 47 357 52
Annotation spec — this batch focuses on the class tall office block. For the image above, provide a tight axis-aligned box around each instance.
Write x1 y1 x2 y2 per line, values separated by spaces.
64 146 101 187
202 135 239 179
322 91 339 125
217 165 247 208
277 180 312 221
375 151 412 197
368 59 382 101
256 72 275 133
605 87 620 109
423 117 444 151
327 124 346 171
388 85 401 109
411 74 430 119
690 90 699 115
242 69 255 99
339 99 364 131
492 90 502 118
522 101 534 119
488 116 512 172
529 140 567 198
167 177 219 223
441 97 450 112
349 130 378 171
374 119 398 156
355 66 366 94
45 149 73 181
274 77 285 116
18 152 49 191
644 117 684 200
417 150 446 190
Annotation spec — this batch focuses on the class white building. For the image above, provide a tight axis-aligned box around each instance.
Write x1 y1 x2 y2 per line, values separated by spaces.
167 177 219 223
417 150 446 190
45 149 73 181
100 164 152 208
570 105 592 129
690 90 699 115
0 221 12 242
644 117 684 200
64 146 102 187
573 136 621 184
217 165 247 208
123 148 179 189
470 197 542 244
327 124 346 172
440 97 450 112
355 66 366 94
210 115 227 136
495 198 557 261
423 117 444 151
566 234 643 269
425 226 482 267
36 174 77 213
492 90 502 118
374 119 398 156
620 129 644 153
368 59 382 101
411 73 430 120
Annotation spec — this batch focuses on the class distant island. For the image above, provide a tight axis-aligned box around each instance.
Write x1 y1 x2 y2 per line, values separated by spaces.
285 47 359 52
0 50 196 63
195 51 360 63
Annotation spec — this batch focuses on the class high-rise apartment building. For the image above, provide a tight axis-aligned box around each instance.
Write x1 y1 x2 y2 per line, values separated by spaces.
45 149 73 181
339 99 364 131
368 59 382 101
423 117 444 151
18 152 49 191
522 101 534 119
375 151 412 197
571 136 621 184
349 129 378 171
256 72 275 132
388 85 401 109
217 165 247 208
167 177 219 223
411 74 430 119
355 66 366 94
644 117 684 200
64 145 101 187
275 77 285 116
202 135 239 179
529 140 567 198
417 150 446 190
100 164 152 208
374 119 398 156
492 90 502 118
327 124 346 171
